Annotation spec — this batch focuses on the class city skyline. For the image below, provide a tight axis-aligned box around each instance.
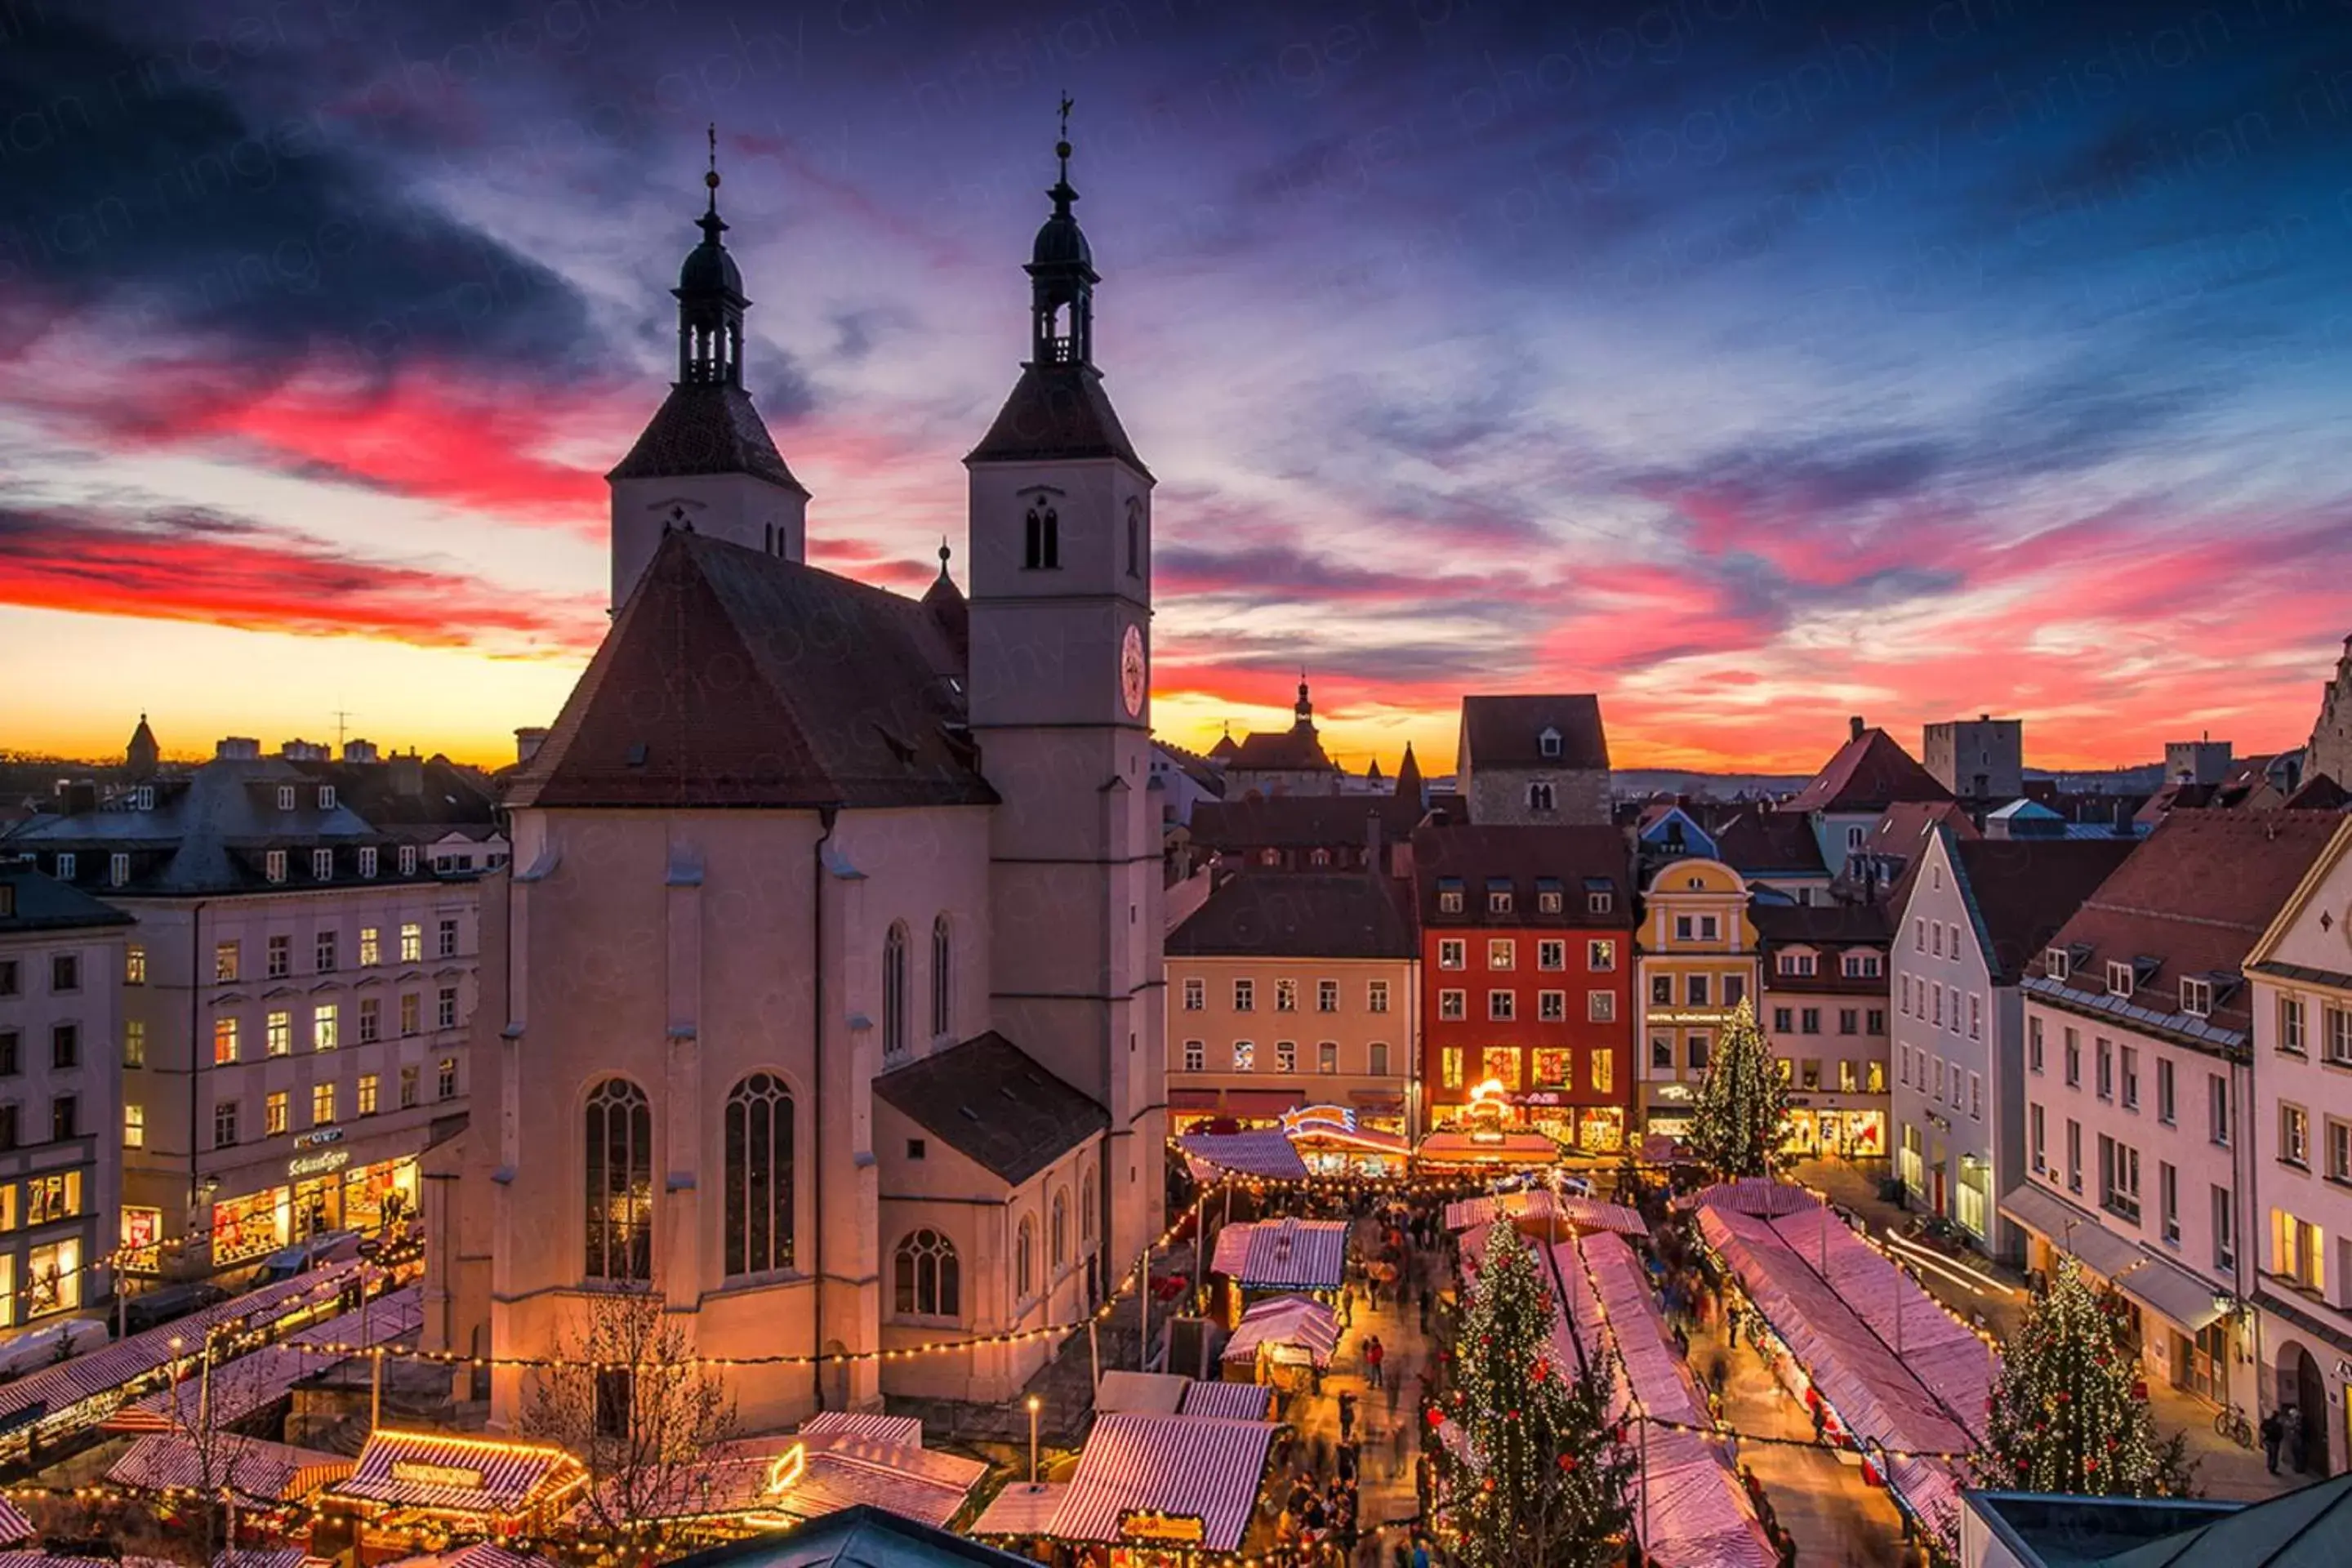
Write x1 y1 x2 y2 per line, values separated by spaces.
4 0 2350 773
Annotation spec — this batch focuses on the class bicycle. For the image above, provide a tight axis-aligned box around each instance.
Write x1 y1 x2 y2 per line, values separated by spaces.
2214 1401 2255 1449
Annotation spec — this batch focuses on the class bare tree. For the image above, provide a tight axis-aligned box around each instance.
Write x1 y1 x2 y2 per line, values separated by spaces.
521 1286 739 1561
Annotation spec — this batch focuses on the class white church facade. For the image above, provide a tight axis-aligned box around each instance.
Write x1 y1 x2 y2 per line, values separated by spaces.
422 134 1169 1430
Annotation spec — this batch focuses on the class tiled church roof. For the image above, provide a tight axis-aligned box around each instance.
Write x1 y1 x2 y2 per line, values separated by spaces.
512 532 993 811
875 1032 1108 1186
607 382 807 492
965 363 1151 475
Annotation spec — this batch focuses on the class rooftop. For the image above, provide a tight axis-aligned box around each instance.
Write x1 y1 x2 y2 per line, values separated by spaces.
607 381 806 492
1948 833 2139 985
1458 694 1610 773
1784 726 1952 814
1410 823 1631 928
873 1032 1108 1186
1167 871 1416 960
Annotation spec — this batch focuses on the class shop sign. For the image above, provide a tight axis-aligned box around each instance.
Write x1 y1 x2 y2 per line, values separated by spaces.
294 1128 345 1150
1119 1510 1206 1544
1280 1105 1356 1137
289 1149 353 1180
392 1459 483 1490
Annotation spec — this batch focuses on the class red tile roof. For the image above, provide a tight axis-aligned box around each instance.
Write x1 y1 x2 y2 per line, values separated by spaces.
1713 809 1827 876
1410 823 1632 927
1950 835 2139 984
1187 795 1413 855
513 532 993 812
1783 728 1952 814
1167 871 1417 960
1459 694 1610 771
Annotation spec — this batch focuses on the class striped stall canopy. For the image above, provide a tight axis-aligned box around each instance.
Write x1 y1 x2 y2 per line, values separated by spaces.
0 1259 370 1437
1043 1413 1279 1554
1178 1132 1308 1183
1684 1178 1821 1218
797 1410 924 1450
214 1551 332 1568
385 1548 559 1568
0 1499 29 1546
1442 1189 1648 1239
1219 1294 1339 1370
111 1286 422 1434
1178 1380 1274 1421
970 1481 1067 1537
579 1428 984 1531
329 1430 586 1519
1209 1218 1349 1292
111 1432 354 1500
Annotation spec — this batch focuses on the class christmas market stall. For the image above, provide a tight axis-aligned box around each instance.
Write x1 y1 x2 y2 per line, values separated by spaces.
1276 1107 1408 1179
971 1410 1281 1565
379 1548 558 1568
1444 1188 1649 1242
1178 1131 1307 1185
108 1286 423 1436
1206 1218 1348 1325
1695 1192 1998 1541
212 1549 334 1568
1218 1294 1339 1392
0 1501 28 1545
1177 1381 1274 1421
319 1430 587 1550
109 1432 356 1506
1548 1236 1777 1568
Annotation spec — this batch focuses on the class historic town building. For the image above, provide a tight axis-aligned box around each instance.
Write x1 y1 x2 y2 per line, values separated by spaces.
425 136 1165 1429
1454 696 1611 827
1414 826 1634 1152
5 746 481 1279
2305 634 2352 792
1633 858 1757 1144
0 865 130 1327
1220 680 1343 799
1922 715 2024 804
1780 717 1953 881
1752 903 1891 1160
1166 871 1419 1135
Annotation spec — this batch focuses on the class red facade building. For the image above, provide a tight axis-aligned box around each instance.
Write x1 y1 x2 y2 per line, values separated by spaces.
1412 824 1636 1153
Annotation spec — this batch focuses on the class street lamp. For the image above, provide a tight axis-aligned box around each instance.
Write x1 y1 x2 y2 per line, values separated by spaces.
1026 1394 1043 1489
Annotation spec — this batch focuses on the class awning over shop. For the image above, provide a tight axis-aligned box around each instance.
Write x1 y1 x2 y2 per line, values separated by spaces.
1037 1413 1279 1554
1998 1183 2145 1283
111 1432 354 1501
1413 1130 1560 1167
2115 1250 2230 1334
1179 1381 1274 1421
1210 1218 1349 1292
1179 1132 1308 1183
1221 1294 1340 1370
327 1430 586 1523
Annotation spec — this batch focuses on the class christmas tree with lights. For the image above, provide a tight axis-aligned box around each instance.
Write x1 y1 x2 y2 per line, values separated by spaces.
1686 996 1788 1179
1974 1256 2194 1497
1432 1222 1633 1568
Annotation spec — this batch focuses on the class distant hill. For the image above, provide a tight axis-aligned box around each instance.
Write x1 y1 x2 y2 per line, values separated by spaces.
1610 768 1811 800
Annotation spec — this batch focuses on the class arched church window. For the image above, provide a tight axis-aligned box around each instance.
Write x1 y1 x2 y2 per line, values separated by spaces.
894 1228 960 1318
1080 1168 1097 1241
883 922 909 1058
1051 1188 1069 1267
1023 504 1061 570
1016 1215 1036 1300
1528 782 1556 813
1125 500 1142 577
723 1072 794 1277
930 915 952 1040
584 1078 653 1281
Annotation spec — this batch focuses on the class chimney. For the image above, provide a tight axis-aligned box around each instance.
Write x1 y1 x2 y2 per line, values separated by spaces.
1849 715 1866 742
215 737 261 760
61 781 97 817
515 727 550 767
389 751 424 795
278 738 327 761
342 738 379 764
1365 807 1384 873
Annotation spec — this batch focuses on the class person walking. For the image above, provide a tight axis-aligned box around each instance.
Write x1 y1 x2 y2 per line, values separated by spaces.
1365 1335 1386 1390
1339 1390 1358 1444
2261 1406 2284 1475
2284 1405 2305 1474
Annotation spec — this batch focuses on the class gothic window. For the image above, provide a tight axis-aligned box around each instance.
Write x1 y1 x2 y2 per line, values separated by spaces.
894 1228 960 1318
584 1078 653 1281
723 1073 795 1277
883 922 909 1058
1080 1168 1097 1241
930 915 952 1040
1051 1188 1070 1267
1016 1215 1036 1300
1527 782 1556 812
1125 500 1142 577
1023 504 1061 570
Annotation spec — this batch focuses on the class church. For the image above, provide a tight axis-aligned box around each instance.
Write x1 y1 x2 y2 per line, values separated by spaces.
421 130 1168 1430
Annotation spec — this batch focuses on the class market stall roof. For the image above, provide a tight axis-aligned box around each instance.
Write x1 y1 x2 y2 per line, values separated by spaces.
0 1502 25 1547
327 1430 586 1520
670 1503 1040 1568
969 1481 1068 1538
0 1556 177 1568
382 1548 559 1568
1210 1218 1348 1291
213 1551 332 1568
109 1432 354 1500
1039 1413 1279 1553
1179 1381 1275 1421
1685 1178 1821 1217
1412 1130 1561 1167
1096 1370 1192 1414
1220 1294 1340 1370
1444 1189 1648 1238
110 1285 422 1433
1178 1131 1307 1183
575 1417 986 1532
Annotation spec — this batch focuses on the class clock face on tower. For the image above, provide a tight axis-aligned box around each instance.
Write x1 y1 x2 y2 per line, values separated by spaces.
1120 623 1147 718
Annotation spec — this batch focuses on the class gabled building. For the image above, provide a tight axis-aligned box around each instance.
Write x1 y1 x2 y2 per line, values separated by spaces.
425 132 1164 1426
1454 695 1610 826
1184 794 1420 876
1891 831 2131 1257
1414 826 1633 1152
1165 871 1419 1135
1634 858 1759 1145
1223 680 1343 798
1922 715 2024 804
1782 717 1953 880
2011 811 2340 1426
1713 808 1831 906
1753 902 1891 1159
2241 813 2352 1475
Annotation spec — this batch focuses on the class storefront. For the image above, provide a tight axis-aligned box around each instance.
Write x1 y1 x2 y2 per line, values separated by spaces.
1782 1105 1886 1159
207 1146 419 1270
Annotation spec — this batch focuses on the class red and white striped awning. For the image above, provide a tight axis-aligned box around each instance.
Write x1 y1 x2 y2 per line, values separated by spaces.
1179 1132 1308 1183
1178 1380 1274 1421
109 1286 421 1434
110 1432 353 1500
797 1410 924 1449
1684 1177 1820 1217
214 1549 332 1568
329 1430 584 1518
0 1500 28 1546
1209 1218 1348 1291
1442 1189 1648 1238
382 1548 558 1568
1220 1294 1339 1370
1044 1413 1279 1553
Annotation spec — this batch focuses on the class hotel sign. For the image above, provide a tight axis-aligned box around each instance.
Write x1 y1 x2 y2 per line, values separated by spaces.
294 1128 345 1150
1119 1510 1206 1544
392 1459 483 1490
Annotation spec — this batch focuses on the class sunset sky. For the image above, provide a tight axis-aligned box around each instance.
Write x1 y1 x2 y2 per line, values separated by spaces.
5 0 2350 776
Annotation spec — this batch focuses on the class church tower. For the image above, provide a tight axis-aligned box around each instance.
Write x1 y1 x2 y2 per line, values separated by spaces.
606 133 808 610
965 114 1165 1266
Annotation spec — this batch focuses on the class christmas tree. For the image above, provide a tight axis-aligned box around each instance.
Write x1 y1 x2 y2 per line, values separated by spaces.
1686 996 1788 1179
1432 1222 1633 1568
1973 1256 2194 1497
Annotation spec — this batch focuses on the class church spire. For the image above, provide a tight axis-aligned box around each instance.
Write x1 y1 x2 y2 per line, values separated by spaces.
1026 95 1098 368
675 124 747 387
1294 674 1315 727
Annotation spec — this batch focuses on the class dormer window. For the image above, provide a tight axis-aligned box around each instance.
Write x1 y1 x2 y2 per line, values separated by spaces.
2180 977 2212 1018
131 786 154 811
2106 960 2134 999
1846 824 1866 851
312 849 333 880
399 844 418 876
1588 891 1613 915
1538 726 1561 759
109 853 130 887
1535 878 1563 914
1437 878 1463 915
359 846 378 879
265 850 287 884
277 785 296 811
2046 948 2071 982
1486 879 1514 915
1779 952 1818 978
318 786 336 809
54 853 75 880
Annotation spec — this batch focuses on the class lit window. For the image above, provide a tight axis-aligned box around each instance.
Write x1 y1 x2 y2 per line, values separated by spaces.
125 945 145 985
314 1004 338 1050
1275 1040 1297 1073
400 924 422 962
212 1017 239 1064
723 1071 794 1276
1232 1041 1254 1071
1487 939 1515 971
359 1074 379 1116
265 1091 288 1137
266 1011 291 1057
1276 979 1298 1013
214 942 239 982
123 1104 145 1149
1588 939 1615 971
